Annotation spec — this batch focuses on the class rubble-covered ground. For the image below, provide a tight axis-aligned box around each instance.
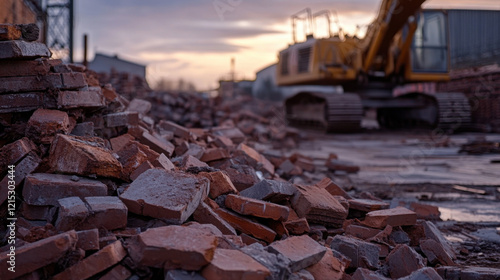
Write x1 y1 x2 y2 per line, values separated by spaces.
1 24 500 280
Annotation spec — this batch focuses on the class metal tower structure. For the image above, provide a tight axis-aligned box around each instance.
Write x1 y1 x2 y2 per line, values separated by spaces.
45 0 74 62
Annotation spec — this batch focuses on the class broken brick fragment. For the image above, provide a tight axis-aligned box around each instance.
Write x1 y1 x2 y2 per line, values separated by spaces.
215 208 276 243
385 244 426 278
49 134 123 179
120 169 208 224
291 184 348 227
240 179 295 203
306 248 346 280
193 201 237 235
0 231 77 280
130 225 218 270
52 241 127 280
268 235 326 272
201 248 271 280
199 171 238 198
22 173 107 206
362 207 417 229
25 108 71 144
330 235 380 270
225 194 289 221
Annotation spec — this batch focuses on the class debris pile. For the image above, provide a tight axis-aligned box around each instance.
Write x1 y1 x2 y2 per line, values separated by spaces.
1 24 500 279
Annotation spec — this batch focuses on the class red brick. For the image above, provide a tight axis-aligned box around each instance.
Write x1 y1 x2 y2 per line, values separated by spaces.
52 241 127 280
362 207 417 229
19 202 52 221
345 224 382 240
70 122 94 137
349 199 389 212
437 266 500 280
60 72 87 89
240 233 267 246
159 120 192 139
202 249 270 280
55 197 90 231
0 153 41 205
306 248 346 280
0 24 22 40
22 173 107 206
291 184 348 227
279 159 302 176
225 194 289 221
101 265 132 280
422 221 456 260
116 141 151 178
0 40 51 60
49 134 123 179
130 160 154 181
224 165 260 192
213 135 234 148
152 153 175 171
240 179 295 203
25 109 71 144
399 267 442 280
410 202 441 220
238 143 275 174
201 148 231 162
268 235 326 272
18 23 40 41
83 196 128 230
138 131 175 156
284 217 310 235
0 137 36 175
330 235 380 269
292 156 315 172
120 169 208 224
199 171 237 198
0 92 45 113
0 59 50 77
215 208 276 243
420 239 455 266
127 98 151 114
316 177 352 199
386 244 426 278
76 229 100 251
211 126 246 144
57 88 106 109
0 231 77 280
99 234 118 248
193 201 237 235
180 155 209 169
352 268 389 280
130 225 217 270
110 134 135 152
105 112 139 127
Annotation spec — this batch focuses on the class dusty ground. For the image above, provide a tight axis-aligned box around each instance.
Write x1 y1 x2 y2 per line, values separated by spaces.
277 128 500 268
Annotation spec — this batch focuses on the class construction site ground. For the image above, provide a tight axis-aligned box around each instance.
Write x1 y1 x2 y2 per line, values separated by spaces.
282 128 500 268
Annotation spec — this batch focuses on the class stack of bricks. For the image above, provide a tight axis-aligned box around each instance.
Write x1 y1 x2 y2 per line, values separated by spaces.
1 23 499 280
438 65 500 132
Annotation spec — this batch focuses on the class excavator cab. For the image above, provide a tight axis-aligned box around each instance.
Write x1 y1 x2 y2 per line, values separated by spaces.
407 10 449 80
278 2 471 133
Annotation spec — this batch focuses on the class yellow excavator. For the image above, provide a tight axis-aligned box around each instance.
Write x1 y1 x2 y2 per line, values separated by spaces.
276 0 471 132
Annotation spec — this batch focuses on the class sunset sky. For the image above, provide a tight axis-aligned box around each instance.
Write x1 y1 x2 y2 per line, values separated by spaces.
73 0 500 90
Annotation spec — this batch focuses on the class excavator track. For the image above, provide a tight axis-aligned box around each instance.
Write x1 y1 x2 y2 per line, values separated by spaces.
285 92 363 132
433 92 471 132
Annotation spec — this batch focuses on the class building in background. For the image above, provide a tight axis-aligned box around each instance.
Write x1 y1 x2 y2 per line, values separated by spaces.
447 9 500 69
88 53 147 79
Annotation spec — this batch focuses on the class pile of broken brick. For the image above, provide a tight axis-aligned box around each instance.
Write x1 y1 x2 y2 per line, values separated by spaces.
1 23 500 280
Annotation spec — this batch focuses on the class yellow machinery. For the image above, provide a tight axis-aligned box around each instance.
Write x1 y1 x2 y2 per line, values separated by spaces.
277 0 471 132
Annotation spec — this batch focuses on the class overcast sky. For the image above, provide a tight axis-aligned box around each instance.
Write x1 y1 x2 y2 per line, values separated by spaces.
73 0 500 90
